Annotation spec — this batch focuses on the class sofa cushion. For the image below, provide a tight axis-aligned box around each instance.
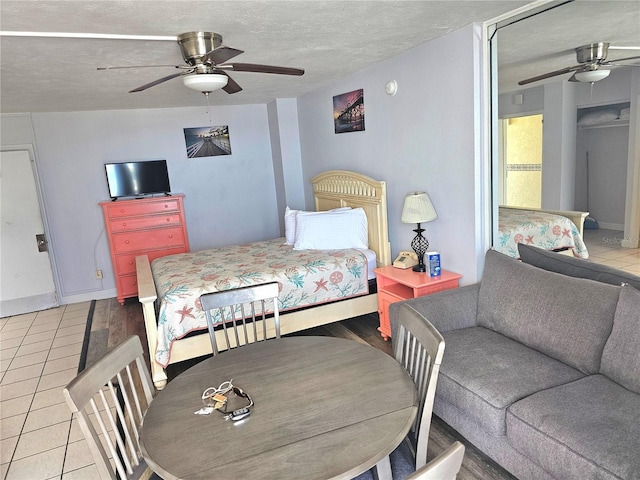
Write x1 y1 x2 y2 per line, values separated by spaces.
600 285 640 393
477 249 620 373
437 326 584 436
507 375 640 480
518 243 640 290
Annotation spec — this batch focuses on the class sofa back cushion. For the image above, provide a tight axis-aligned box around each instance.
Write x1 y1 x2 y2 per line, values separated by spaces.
477 249 621 373
518 243 640 290
600 285 640 393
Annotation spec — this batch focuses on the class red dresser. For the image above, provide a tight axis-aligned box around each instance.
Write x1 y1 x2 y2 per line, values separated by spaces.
100 194 189 304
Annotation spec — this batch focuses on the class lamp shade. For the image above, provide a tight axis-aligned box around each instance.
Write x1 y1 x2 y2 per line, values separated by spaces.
182 73 228 92
401 192 437 224
574 69 610 83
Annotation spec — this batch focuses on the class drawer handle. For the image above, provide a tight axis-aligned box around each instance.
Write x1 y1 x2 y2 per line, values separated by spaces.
168 234 173 238
120 209 125 213
166 217 171 222
125 240 130 244
122 222 127 227
128 260 134 265
164 204 169 208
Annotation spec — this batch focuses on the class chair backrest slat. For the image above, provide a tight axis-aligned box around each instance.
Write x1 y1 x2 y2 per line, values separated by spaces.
392 303 445 471
63 335 155 480
201 282 281 355
406 441 465 480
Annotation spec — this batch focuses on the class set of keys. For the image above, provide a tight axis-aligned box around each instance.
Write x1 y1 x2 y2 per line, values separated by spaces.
196 380 252 421
195 392 229 415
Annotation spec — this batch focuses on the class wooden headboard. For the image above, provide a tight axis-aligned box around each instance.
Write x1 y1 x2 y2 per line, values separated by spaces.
311 170 391 267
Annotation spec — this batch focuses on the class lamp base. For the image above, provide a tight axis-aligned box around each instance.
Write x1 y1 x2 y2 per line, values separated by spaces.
412 263 427 273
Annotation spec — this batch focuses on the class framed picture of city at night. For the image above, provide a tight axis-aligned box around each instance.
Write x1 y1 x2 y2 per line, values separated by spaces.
333 89 365 134
183 125 232 158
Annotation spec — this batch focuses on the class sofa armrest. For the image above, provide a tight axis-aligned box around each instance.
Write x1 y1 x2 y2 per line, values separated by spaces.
389 283 480 338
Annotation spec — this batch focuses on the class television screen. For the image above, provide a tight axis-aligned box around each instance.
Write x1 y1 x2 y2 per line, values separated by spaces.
105 160 171 199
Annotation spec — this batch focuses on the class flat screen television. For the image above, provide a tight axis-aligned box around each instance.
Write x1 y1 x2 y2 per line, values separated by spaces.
105 160 171 200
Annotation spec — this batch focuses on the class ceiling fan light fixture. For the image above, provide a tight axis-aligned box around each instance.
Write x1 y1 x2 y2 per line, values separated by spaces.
182 73 228 93
574 69 610 83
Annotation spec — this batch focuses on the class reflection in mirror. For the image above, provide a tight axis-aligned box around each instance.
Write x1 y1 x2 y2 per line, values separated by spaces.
490 0 640 262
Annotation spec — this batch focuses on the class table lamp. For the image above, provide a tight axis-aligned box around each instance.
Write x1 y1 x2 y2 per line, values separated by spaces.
401 192 437 272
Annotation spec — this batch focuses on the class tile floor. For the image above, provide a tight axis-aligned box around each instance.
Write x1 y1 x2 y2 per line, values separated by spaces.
1 230 638 480
1 301 101 480
582 228 640 276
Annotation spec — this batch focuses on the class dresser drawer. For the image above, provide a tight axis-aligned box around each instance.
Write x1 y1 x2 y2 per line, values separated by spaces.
112 227 186 253
104 199 181 218
109 214 183 232
117 274 139 298
116 247 188 275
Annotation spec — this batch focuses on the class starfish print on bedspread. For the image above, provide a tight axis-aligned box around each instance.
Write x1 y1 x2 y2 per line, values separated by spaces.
314 278 328 292
177 305 196 323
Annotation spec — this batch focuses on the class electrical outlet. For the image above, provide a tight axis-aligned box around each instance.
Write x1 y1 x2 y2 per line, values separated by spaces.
95 269 103 280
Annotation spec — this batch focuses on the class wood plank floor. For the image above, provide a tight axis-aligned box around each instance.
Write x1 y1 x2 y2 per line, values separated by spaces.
104 300 515 480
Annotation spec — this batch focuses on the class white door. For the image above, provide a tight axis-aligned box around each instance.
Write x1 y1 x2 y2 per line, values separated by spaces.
0 148 58 317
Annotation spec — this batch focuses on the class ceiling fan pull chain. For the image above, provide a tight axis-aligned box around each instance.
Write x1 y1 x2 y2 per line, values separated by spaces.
205 92 212 123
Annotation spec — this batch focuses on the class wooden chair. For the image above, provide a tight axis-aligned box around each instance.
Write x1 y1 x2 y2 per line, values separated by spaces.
63 335 156 480
367 302 446 480
393 302 446 471
405 442 465 480
200 281 281 355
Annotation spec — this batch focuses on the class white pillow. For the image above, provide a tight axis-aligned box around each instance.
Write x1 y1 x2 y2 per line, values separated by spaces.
293 208 368 250
284 206 299 245
284 206 352 245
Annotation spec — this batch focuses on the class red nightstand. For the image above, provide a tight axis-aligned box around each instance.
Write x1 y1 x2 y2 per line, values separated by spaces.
374 266 462 340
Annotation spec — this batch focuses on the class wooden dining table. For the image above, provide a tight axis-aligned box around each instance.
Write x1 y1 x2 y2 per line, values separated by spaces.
139 336 418 480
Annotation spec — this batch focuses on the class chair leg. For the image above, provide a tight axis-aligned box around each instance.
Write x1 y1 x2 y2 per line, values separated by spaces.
374 455 392 480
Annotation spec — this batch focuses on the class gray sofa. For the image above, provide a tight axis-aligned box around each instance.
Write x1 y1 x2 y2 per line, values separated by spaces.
391 246 640 480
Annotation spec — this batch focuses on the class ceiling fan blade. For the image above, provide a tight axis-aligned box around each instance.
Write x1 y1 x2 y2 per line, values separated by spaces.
202 45 244 65
129 71 190 93
518 65 581 85
221 73 243 94
98 65 181 71
219 63 305 76
604 55 640 63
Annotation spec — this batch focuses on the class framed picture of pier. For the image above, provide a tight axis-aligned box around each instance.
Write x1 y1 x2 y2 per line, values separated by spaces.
333 89 365 134
183 125 232 158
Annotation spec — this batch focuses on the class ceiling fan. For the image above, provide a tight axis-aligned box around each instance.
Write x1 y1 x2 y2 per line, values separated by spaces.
98 31 304 95
518 42 640 86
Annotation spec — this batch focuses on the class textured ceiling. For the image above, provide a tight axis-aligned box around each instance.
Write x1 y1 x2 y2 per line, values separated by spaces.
497 0 640 93
1 1 638 113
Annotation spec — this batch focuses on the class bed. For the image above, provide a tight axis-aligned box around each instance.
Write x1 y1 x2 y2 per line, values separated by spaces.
136 170 391 389
496 206 589 259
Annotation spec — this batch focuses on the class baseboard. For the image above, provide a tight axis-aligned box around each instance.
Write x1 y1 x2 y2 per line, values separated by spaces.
597 222 624 231
59 288 117 306
0 292 58 317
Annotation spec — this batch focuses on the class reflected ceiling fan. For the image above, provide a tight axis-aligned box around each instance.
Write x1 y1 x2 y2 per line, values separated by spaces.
518 42 640 86
98 31 304 95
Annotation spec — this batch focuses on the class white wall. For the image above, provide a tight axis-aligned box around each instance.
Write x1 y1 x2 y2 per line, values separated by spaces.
576 125 629 228
1 22 490 305
297 24 487 284
267 98 305 236
499 68 634 220
542 81 577 210
3 104 280 303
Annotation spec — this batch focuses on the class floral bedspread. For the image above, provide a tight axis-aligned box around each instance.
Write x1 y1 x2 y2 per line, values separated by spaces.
496 208 589 259
151 238 369 366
